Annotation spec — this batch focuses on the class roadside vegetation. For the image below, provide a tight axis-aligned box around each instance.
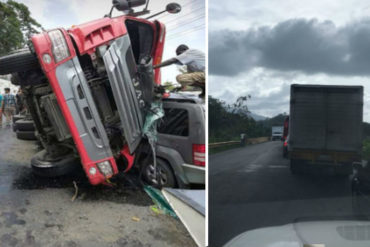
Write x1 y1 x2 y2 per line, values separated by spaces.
209 96 267 143
0 0 43 55
209 95 287 143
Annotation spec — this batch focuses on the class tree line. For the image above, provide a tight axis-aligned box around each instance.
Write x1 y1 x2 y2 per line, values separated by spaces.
209 96 271 143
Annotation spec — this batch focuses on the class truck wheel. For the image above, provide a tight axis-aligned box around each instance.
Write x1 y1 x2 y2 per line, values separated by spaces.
12 114 25 124
290 159 299 174
142 158 176 188
352 190 370 217
31 149 79 177
0 49 39 75
16 130 37 141
15 119 35 131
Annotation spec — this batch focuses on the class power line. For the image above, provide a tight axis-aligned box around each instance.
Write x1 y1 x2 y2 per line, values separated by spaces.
166 14 205 30
166 27 204 41
158 5 205 24
166 24 205 40
181 0 200 8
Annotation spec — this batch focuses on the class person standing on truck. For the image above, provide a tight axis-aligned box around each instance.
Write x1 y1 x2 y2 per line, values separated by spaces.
2 88 16 127
153 44 205 96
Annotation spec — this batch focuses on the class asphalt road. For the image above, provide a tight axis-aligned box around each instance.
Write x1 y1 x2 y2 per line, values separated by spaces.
0 124 195 247
209 141 355 246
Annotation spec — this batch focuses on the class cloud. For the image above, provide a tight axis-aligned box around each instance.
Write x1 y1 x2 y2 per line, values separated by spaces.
209 18 370 77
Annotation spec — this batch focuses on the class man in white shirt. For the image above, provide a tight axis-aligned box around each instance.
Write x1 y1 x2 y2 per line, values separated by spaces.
153 44 205 96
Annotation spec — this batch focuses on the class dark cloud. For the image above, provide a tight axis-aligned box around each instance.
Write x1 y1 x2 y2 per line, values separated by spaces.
209 18 370 76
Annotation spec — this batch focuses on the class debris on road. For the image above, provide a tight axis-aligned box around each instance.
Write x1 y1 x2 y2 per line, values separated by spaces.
131 216 140 222
71 181 78 202
144 186 177 218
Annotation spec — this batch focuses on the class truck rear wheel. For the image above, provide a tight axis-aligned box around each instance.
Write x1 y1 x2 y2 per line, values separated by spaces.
15 119 35 132
0 49 39 75
31 149 80 177
16 130 37 141
290 159 299 174
12 114 25 124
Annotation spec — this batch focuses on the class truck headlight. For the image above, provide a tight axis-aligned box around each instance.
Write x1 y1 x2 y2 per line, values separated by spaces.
48 30 70 63
96 161 113 176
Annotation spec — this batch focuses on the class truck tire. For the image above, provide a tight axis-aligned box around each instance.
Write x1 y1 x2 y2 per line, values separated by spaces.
0 49 39 75
290 159 299 174
12 114 25 124
142 158 176 188
31 149 79 177
15 119 35 131
16 130 37 140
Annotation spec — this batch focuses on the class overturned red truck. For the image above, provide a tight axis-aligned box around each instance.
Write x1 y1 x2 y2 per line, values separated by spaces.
0 0 182 185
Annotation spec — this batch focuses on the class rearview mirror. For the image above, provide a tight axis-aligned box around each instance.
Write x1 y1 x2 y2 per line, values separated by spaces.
166 3 181 14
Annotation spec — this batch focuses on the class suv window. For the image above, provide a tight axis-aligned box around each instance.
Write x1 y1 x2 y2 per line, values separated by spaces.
158 108 189 136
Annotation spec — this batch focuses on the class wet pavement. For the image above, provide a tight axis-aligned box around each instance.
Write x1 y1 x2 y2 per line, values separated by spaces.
0 124 195 247
209 141 356 246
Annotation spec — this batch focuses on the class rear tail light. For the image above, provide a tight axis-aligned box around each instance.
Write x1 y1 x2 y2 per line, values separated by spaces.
193 144 205 167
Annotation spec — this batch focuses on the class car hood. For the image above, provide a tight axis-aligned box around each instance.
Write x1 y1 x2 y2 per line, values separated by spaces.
224 221 370 247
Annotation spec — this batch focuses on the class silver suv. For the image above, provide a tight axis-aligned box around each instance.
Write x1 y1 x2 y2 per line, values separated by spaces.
137 93 205 188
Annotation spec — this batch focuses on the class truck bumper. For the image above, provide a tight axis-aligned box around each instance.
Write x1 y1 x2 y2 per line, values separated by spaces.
291 158 353 175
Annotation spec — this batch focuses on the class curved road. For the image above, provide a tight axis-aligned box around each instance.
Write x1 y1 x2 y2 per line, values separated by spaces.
209 141 354 246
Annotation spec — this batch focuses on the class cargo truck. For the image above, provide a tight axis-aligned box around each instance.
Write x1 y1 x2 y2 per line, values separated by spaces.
288 84 363 175
271 126 283 141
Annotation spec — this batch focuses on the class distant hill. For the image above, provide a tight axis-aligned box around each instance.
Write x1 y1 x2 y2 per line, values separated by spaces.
248 112 267 121
258 114 287 134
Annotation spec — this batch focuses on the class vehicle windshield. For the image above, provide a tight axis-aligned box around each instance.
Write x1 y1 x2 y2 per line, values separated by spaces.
208 0 370 246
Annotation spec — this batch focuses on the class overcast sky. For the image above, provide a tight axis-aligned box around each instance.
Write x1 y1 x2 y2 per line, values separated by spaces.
16 0 205 85
209 0 370 122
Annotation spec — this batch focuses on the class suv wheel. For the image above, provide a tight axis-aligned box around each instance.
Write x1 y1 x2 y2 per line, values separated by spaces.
142 158 176 188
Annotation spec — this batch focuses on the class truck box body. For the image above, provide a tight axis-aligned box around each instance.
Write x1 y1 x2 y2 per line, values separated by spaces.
288 85 363 167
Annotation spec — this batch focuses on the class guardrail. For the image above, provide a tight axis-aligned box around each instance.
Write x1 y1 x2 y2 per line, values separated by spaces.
209 137 269 148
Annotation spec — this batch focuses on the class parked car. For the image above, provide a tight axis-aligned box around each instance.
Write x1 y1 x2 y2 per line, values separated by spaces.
0 0 182 185
283 135 289 158
137 93 205 188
